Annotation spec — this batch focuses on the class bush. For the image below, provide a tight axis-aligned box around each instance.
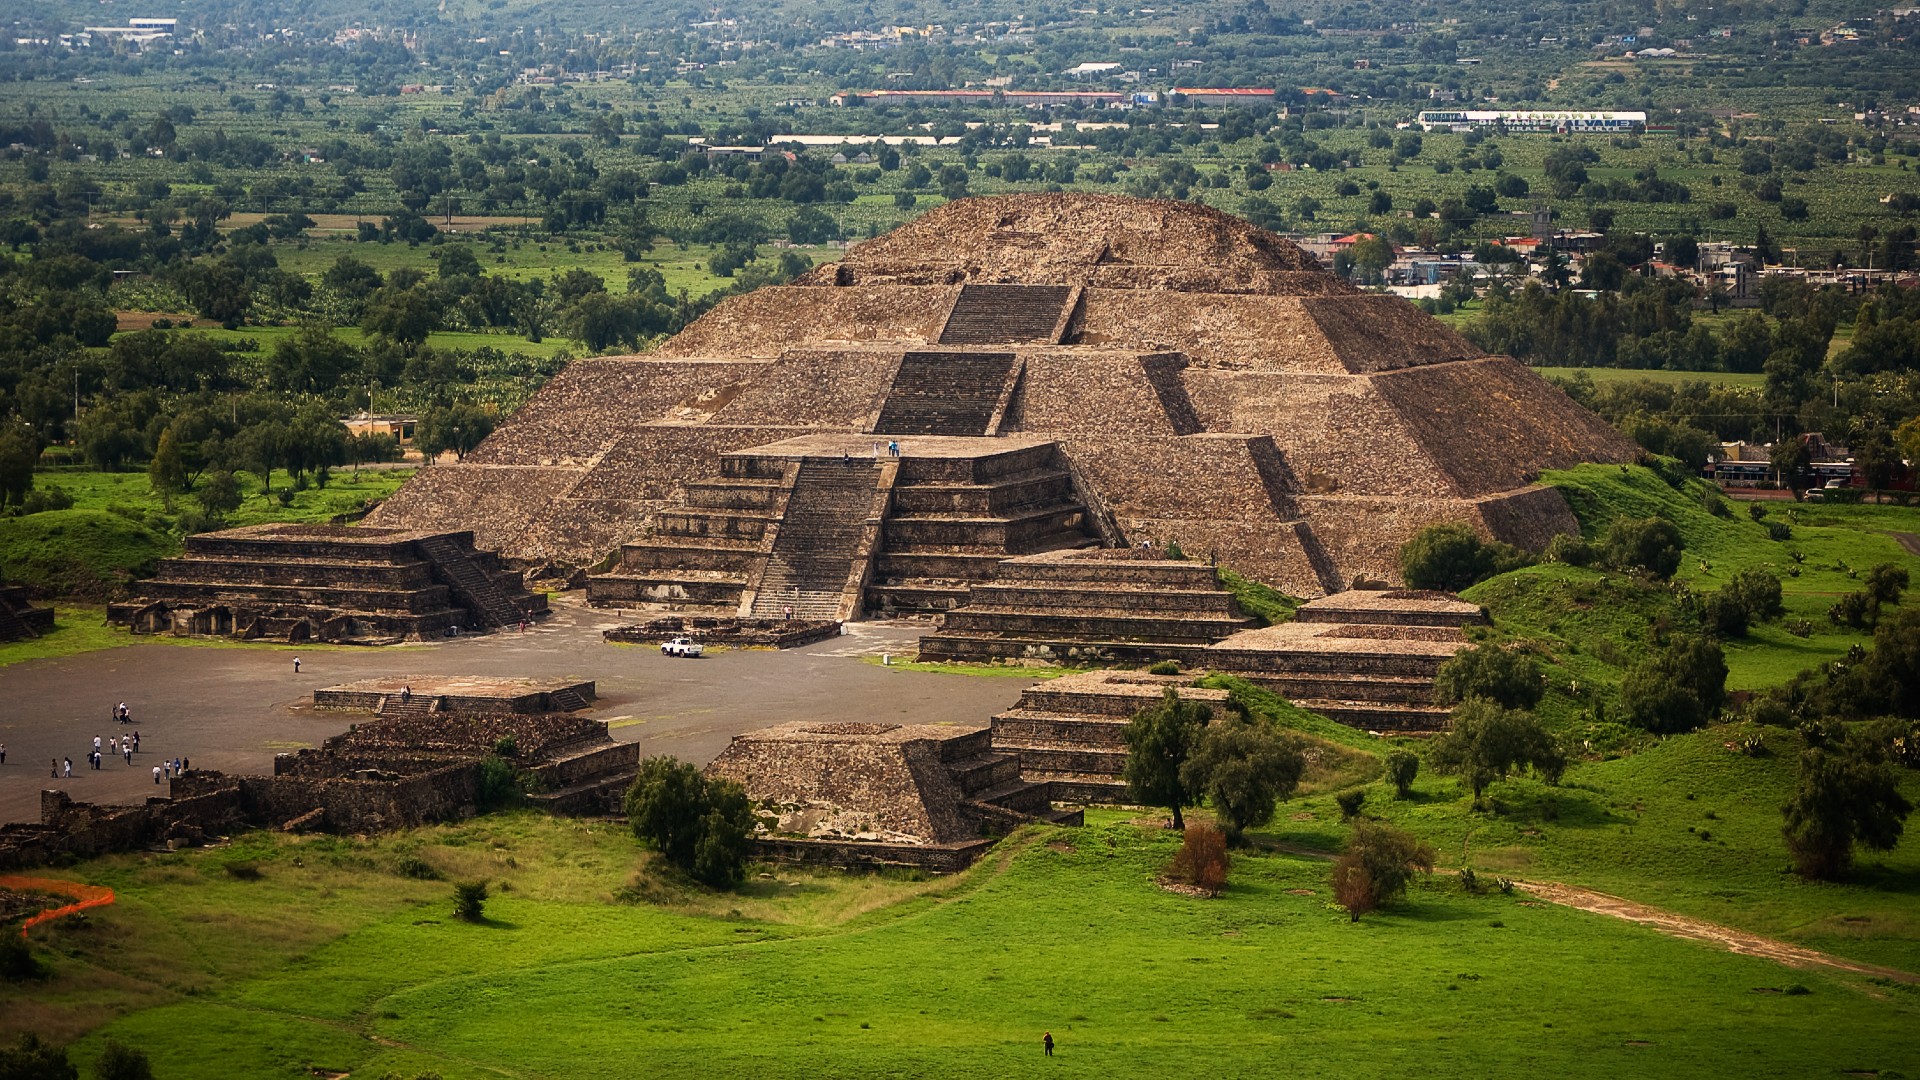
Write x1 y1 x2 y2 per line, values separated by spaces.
624 757 758 888
1619 634 1727 734
1430 700 1566 800
1765 520 1793 542
1600 516 1684 578
1703 591 1750 637
1146 660 1182 676
0 933 43 982
1701 488 1733 518
1433 645 1544 710
1399 524 1532 592
0 1034 73 1080
1167 824 1230 897
1783 736 1913 880
1543 532 1595 567
93 1040 154 1080
1724 567 1786 622
475 755 523 811
1386 750 1420 799
452 880 488 921
1331 821 1434 922
1335 789 1367 819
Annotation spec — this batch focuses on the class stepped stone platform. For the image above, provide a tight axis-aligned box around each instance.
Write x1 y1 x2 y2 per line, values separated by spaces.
313 676 596 716
109 524 548 643
918 548 1254 664
602 615 841 649
587 433 1098 622
367 193 1637 600
1202 590 1482 733
706 720 1081 871
0 585 54 642
990 671 1229 803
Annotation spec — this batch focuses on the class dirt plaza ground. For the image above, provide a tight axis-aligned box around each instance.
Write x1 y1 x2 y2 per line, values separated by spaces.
0 598 1027 825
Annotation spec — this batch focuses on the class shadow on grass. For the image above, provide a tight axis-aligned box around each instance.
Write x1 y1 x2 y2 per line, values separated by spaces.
455 916 520 930
1849 861 1920 897
1484 786 1626 829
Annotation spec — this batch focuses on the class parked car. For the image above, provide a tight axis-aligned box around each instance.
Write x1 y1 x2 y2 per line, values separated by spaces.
661 636 704 658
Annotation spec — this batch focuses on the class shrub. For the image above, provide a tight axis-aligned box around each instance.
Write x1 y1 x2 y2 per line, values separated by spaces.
1433 645 1544 710
1782 736 1913 880
1543 532 1595 567
1600 516 1683 578
1167 824 1230 897
1146 660 1182 676
452 880 488 921
0 1034 73 1079
1703 591 1750 637
1749 503 1769 522
624 757 758 888
1829 591 1872 628
1430 701 1566 800
1177 721 1304 842
93 1040 154 1080
475 755 523 811
1724 567 1786 622
1335 789 1368 820
1701 488 1732 518
0 934 43 982
1386 750 1420 799
1765 520 1792 542
1619 634 1727 734
1399 524 1532 592
1331 821 1434 922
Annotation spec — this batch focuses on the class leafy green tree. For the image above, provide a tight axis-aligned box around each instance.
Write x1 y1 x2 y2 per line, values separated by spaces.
1600 516 1684 578
1331 822 1435 922
566 292 642 352
1386 750 1420 799
1783 737 1913 880
452 881 488 921
624 757 756 888
195 470 242 517
1123 688 1213 829
417 403 495 463
362 287 441 350
1429 700 1566 800
1178 721 1304 842
1433 645 1544 710
147 425 187 500
1619 634 1727 734
1399 523 1529 592
0 1033 75 1080
91 1041 153 1080
266 324 363 395
0 423 36 508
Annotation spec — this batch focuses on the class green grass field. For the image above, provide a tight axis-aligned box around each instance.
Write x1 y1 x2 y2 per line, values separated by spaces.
1533 366 1769 389
10 810 1917 1080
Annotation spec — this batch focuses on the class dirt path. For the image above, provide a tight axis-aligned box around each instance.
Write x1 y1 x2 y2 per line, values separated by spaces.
1256 840 1919 984
1891 532 1920 559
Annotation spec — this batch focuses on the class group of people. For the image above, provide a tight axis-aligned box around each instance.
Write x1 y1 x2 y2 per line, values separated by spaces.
34 706 165 781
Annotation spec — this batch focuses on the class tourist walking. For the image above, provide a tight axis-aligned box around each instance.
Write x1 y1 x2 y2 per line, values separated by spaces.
93 735 102 755
131 731 140 753
888 440 899 458
123 744 133 766
51 760 59 778
152 766 162 785
1043 1032 1054 1057
0 743 6 765
293 656 301 674
62 757 72 778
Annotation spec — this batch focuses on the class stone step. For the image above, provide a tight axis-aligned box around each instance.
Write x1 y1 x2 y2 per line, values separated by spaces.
525 772 634 816
1237 672 1438 705
615 539 760 573
1019 773 1132 804
991 711 1132 744
863 582 973 616
947 753 1024 797
937 284 1074 345
917 634 1212 665
965 583 1243 615
937 609 1253 643
138 579 459 615
1290 699 1452 734
993 743 1127 779
886 469 1076 517
586 573 747 609
873 351 1016 436
653 509 775 541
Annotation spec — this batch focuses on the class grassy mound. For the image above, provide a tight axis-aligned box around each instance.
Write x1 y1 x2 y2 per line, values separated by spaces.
1216 567 1299 625
0 510 177 599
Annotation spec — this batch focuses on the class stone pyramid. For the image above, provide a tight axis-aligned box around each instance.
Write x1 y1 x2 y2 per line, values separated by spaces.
368 193 1636 602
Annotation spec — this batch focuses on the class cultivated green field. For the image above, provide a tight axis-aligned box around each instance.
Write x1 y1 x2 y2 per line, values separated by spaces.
10 809 1917 1080
1533 366 1769 389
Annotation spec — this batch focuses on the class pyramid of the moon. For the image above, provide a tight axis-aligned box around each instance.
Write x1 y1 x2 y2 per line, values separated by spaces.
367 193 1637 614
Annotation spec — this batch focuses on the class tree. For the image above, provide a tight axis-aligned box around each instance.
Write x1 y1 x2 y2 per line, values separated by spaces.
1122 688 1213 829
196 470 242 517
0 1033 75 1080
147 426 188 501
91 1041 153 1080
0 423 36 508
1166 824 1230 897
1399 523 1528 592
1600 516 1684 578
624 756 757 888
1178 721 1304 842
1771 435 1812 493
1386 750 1420 799
1429 700 1565 800
417 403 495 463
1331 822 1434 922
266 323 363 395
362 287 441 350
1783 737 1912 880
452 880 488 921
1433 645 1543 710
1619 634 1727 734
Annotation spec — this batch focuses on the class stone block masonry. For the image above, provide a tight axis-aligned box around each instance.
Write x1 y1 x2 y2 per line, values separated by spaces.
368 194 1637 600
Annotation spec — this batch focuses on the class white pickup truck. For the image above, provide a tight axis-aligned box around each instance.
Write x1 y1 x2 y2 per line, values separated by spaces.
660 636 705 658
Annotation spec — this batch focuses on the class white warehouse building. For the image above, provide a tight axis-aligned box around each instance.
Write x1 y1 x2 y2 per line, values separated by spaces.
1415 110 1647 133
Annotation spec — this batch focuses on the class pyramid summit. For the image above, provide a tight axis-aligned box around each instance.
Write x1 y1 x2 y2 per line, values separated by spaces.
368 193 1637 614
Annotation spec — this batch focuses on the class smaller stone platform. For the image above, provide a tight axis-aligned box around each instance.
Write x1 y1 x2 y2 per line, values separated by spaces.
1203 590 1480 732
603 616 841 649
917 547 1255 664
706 720 1080 871
990 671 1228 802
314 676 596 717
0 585 54 642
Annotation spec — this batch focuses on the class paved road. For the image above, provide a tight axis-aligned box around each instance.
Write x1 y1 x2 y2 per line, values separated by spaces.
0 598 1029 825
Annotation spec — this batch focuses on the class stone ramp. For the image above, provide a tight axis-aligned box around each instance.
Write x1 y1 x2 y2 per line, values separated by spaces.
937 284 1074 345
748 458 882 621
872 351 1017 436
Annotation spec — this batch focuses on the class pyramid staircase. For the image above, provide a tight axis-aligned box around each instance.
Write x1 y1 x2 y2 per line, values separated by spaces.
377 694 444 719
929 727 1084 828
988 672 1229 804
871 351 1019 437
747 459 884 621
936 284 1076 345
525 735 643 816
417 535 528 629
546 686 593 713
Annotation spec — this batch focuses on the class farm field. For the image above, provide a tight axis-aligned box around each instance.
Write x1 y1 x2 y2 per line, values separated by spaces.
1532 366 1769 388
9 808 1917 1080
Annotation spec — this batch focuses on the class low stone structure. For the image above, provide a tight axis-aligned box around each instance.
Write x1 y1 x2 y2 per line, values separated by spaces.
989 671 1229 802
603 616 841 649
705 720 1080 870
917 548 1254 664
0 712 638 870
109 523 548 643
0 585 54 642
314 676 596 717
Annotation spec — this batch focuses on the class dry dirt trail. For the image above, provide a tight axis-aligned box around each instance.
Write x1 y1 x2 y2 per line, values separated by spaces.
1257 840 1919 985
